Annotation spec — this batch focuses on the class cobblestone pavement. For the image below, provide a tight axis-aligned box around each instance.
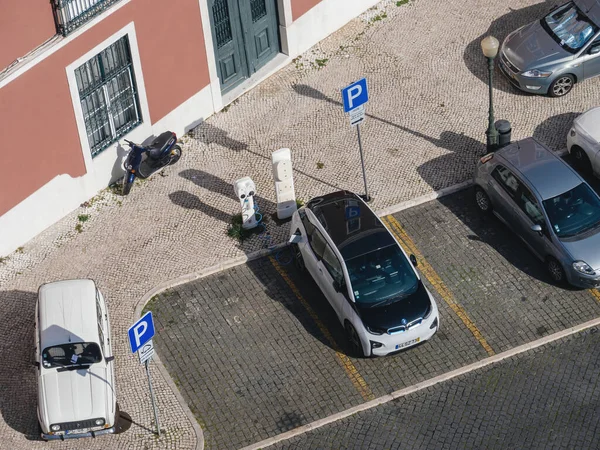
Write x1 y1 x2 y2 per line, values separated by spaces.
1 0 600 448
148 188 600 449
273 327 600 450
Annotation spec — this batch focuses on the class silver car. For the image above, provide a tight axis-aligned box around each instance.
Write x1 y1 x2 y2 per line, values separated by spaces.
474 137 600 288
499 0 600 97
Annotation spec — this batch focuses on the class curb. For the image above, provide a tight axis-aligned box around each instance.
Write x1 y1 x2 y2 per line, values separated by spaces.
131 180 475 450
240 317 600 450
133 242 288 450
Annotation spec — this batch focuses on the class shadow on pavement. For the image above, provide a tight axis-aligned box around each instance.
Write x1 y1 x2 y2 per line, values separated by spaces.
293 84 485 191
190 122 342 192
437 187 561 286
533 112 579 152
463 0 558 94
169 190 233 224
0 290 41 440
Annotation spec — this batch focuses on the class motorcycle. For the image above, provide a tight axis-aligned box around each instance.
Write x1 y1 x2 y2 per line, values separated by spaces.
121 131 182 195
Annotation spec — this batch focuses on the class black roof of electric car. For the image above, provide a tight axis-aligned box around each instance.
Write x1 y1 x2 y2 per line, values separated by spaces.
306 191 396 261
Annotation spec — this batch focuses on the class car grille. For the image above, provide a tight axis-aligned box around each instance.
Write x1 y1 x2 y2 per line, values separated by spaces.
500 52 520 73
387 318 422 334
52 418 102 431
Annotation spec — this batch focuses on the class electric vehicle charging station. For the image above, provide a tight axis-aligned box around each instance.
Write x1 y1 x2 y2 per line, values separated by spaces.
272 148 297 220
234 177 258 229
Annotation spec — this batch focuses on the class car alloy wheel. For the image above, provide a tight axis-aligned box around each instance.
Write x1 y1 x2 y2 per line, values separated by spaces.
345 321 365 357
549 75 574 97
293 245 306 272
475 187 492 213
546 258 565 284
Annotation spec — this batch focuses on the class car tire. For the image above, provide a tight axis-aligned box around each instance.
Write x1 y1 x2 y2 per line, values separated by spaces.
546 257 566 285
345 321 366 358
292 244 306 272
571 146 593 175
475 187 493 214
548 74 575 97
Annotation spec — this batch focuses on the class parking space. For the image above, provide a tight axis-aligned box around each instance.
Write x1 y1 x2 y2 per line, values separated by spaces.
147 187 600 450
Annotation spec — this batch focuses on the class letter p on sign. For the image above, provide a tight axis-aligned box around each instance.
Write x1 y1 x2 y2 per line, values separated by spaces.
128 311 156 353
342 78 368 113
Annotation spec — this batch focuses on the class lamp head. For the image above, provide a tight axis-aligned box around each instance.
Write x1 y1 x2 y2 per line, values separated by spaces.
481 36 499 59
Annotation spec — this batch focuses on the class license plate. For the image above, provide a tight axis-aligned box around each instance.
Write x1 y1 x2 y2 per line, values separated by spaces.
395 337 420 350
66 428 89 435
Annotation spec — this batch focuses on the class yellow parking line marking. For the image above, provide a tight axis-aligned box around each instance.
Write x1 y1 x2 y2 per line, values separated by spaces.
382 215 496 357
268 256 375 401
590 289 600 304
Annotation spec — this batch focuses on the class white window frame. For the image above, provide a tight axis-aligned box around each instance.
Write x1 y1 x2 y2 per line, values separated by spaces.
66 22 151 175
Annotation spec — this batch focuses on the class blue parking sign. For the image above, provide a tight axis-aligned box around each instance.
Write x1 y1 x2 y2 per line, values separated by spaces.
342 78 369 113
128 311 155 353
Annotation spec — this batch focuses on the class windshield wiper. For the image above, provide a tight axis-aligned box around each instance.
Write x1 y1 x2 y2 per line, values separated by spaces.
56 363 92 372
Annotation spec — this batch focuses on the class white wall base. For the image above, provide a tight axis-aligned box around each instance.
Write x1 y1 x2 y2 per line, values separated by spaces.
0 84 214 257
283 0 380 58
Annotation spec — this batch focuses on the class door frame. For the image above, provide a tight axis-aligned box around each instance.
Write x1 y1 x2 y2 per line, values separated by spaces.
197 0 292 112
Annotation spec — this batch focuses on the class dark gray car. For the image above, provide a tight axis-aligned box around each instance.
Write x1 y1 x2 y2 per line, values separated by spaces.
499 0 600 97
474 137 600 288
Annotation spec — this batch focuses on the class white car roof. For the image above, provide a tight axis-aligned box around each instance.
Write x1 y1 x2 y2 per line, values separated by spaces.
38 279 100 348
574 107 600 143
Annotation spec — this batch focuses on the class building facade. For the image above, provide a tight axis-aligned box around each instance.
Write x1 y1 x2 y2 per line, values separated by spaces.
0 0 379 256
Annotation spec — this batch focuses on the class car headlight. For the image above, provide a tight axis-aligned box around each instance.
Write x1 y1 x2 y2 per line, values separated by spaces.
95 418 105 426
366 325 385 335
50 424 60 431
521 69 552 78
573 261 596 275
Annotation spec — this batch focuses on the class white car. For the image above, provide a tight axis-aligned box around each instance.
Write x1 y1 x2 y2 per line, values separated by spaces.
567 106 600 176
35 279 117 440
289 191 439 357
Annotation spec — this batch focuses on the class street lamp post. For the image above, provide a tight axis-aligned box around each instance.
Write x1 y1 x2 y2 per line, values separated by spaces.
481 36 500 153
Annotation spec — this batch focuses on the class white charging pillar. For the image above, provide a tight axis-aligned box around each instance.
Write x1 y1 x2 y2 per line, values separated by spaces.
233 177 258 229
272 148 297 220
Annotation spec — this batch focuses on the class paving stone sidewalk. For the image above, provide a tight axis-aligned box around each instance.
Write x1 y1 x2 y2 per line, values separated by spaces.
0 0 598 448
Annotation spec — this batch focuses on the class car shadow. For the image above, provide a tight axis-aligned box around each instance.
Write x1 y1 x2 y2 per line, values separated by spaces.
533 112 580 151
0 290 42 440
246 253 344 352
463 0 560 94
437 187 579 288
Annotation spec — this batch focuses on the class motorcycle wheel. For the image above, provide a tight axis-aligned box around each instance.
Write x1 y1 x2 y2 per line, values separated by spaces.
122 177 133 196
169 145 182 165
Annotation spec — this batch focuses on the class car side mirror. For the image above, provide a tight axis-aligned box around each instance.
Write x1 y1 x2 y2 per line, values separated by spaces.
410 254 418 267
105 356 115 362
289 229 303 244
530 224 543 235
589 45 600 55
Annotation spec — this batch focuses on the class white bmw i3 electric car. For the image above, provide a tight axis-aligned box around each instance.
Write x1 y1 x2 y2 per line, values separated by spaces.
289 191 439 357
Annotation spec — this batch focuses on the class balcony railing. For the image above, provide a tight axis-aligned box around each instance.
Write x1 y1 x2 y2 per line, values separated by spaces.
52 0 122 36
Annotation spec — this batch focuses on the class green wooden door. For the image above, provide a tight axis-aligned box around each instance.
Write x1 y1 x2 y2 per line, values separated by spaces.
210 0 280 93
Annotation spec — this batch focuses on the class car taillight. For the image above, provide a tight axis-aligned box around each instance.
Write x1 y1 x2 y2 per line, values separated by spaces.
480 153 494 164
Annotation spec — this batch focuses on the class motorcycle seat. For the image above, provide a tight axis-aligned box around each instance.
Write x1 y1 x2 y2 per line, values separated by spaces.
147 131 174 159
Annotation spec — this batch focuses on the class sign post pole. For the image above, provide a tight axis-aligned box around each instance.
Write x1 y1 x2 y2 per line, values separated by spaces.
356 123 370 202
145 358 161 436
341 78 371 201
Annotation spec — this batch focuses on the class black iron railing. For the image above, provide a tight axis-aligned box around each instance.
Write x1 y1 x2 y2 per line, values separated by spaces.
52 0 122 36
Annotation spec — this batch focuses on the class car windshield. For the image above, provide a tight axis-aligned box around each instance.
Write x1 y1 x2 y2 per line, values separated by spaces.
345 244 418 307
544 2 597 51
542 183 600 238
42 342 102 369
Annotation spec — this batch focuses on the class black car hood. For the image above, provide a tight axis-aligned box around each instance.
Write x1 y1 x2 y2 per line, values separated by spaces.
357 281 431 331
502 20 571 71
